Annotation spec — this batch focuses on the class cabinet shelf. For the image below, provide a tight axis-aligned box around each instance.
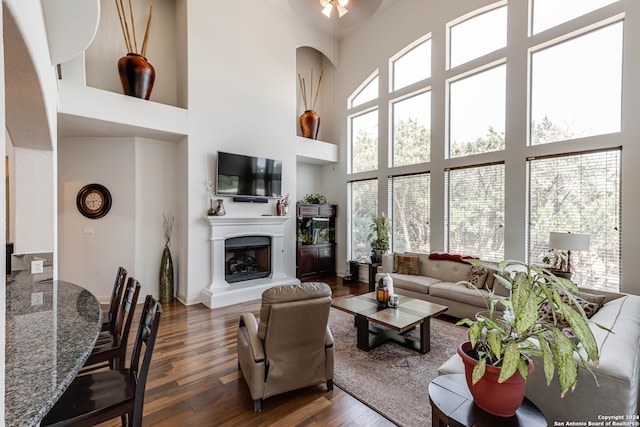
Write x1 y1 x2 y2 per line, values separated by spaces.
296 204 336 280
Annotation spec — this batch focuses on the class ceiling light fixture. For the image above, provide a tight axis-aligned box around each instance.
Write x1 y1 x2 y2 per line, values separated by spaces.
320 0 348 18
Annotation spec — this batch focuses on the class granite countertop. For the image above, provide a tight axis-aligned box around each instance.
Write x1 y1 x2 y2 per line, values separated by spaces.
5 280 102 427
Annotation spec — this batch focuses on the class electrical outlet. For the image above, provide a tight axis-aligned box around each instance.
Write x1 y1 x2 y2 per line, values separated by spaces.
31 260 44 274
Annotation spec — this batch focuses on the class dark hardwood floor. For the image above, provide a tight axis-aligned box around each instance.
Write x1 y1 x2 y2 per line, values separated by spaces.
96 276 395 427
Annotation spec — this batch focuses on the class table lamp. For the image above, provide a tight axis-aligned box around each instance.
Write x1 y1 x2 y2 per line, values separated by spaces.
549 232 590 273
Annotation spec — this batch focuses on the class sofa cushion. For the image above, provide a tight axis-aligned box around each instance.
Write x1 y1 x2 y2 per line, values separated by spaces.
387 273 442 294
464 265 488 289
429 282 492 309
423 259 472 283
394 253 420 275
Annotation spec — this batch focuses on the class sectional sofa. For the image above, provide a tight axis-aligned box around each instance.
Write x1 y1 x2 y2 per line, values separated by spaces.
374 251 509 319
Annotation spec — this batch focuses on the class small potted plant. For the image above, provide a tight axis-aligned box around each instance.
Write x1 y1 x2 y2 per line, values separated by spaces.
456 259 600 417
367 213 390 263
542 248 572 279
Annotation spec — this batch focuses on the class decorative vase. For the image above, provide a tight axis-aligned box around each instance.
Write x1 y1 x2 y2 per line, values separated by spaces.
118 53 155 100
300 110 320 139
207 199 216 216
214 199 226 216
282 205 289 216
375 276 389 306
458 342 534 417
159 245 174 303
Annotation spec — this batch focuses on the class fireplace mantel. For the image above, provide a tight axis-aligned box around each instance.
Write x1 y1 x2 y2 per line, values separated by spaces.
201 215 299 308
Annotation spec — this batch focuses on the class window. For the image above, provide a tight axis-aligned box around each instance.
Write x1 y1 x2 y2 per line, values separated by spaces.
350 179 378 262
349 74 379 108
449 64 506 158
531 0 619 34
389 173 430 253
527 149 621 291
446 164 505 260
391 38 431 91
530 21 623 145
449 4 507 68
350 109 378 173
391 91 431 166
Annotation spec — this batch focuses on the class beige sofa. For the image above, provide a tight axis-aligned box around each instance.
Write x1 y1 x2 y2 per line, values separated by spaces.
438 289 640 424
374 252 509 319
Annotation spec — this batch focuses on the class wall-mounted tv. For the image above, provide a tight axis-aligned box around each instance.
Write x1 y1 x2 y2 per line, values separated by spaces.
216 151 282 198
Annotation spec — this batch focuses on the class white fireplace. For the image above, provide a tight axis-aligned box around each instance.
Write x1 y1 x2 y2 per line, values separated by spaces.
201 216 299 308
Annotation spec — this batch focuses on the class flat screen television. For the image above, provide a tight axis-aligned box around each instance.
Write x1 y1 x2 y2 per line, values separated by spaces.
216 151 282 198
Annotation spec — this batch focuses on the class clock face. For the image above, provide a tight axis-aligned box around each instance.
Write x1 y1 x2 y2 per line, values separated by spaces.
76 184 112 219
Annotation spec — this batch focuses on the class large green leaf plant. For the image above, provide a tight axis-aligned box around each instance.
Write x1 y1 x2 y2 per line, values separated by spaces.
457 259 602 397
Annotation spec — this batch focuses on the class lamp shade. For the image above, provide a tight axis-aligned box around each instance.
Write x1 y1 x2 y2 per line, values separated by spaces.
549 232 590 251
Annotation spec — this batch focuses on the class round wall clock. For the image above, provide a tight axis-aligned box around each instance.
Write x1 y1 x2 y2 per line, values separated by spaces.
76 183 112 219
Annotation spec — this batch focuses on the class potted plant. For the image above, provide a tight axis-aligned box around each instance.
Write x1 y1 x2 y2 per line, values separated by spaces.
456 259 600 417
542 248 572 279
297 193 327 205
367 213 390 263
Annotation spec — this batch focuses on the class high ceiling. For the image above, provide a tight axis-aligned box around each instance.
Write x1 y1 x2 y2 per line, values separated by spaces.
283 0 401 39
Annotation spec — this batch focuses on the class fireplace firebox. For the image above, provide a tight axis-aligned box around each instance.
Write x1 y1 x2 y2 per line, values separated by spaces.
225 236 271 283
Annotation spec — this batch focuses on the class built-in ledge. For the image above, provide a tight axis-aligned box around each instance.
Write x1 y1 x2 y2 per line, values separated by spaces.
200 216 299 309
296 136 338 164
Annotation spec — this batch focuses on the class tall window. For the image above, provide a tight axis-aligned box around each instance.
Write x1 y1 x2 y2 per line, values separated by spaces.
530 21 623 144
531 0 619 34
446 164 505 260
449 64 506 158
449 3 507 68
350 109 378 173
349 73 379 108
350 179 378 262
391 91 431 166
527 149 621 291
391 37 431 91
389 173 430 253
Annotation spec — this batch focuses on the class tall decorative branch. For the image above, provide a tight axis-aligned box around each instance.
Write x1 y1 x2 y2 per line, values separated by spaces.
115 0 153 56
298 68 324 112
163 213 174 248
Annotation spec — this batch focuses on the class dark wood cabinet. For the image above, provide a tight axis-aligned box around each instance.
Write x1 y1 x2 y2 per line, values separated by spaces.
296 204 336 280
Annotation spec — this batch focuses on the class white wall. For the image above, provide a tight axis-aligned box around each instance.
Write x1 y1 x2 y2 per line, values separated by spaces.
57 136 179 301
332 0 640 295
180 1 334 304
57 137 136 300
134 137 179 299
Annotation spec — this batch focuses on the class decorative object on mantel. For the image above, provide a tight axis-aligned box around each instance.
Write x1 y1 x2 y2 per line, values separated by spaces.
280 193 290 216
205 180 216 215
115 0 155 100
298 69 324 139
159 212 174 303
214 199 226 216
297 193 327 205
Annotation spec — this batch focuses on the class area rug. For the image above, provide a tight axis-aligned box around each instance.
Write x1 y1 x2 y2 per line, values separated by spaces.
328 307 469 427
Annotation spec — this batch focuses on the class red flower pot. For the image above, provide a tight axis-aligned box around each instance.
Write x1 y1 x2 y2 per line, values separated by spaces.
457 341 534 417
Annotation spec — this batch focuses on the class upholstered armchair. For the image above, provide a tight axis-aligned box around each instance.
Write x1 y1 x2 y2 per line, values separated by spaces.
237 282 334 411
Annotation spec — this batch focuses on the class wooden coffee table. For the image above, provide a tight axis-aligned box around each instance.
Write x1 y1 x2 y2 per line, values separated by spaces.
331 292 448 354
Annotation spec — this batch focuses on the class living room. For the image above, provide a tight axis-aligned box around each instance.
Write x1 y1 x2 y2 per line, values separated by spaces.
3 0 640 425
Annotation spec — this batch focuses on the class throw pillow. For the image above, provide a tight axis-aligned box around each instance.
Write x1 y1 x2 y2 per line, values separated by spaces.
395 254 420 275
538 292 602 328
428 252 478 264
464 265 488 289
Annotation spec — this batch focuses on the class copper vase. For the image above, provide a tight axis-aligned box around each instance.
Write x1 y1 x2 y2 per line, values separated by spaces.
118 53 156 100
300 110 320 139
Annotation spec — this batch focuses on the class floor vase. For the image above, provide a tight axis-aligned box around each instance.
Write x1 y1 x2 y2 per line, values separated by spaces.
159 245 174 303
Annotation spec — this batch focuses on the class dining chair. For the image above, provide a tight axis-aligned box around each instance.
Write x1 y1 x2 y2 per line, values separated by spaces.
41 294 163 427
102 266 128 332
81 277 141 373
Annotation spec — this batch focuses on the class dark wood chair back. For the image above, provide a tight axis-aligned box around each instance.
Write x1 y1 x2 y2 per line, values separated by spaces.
41 294 163 427
82 277 141 371
103 266 127 333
